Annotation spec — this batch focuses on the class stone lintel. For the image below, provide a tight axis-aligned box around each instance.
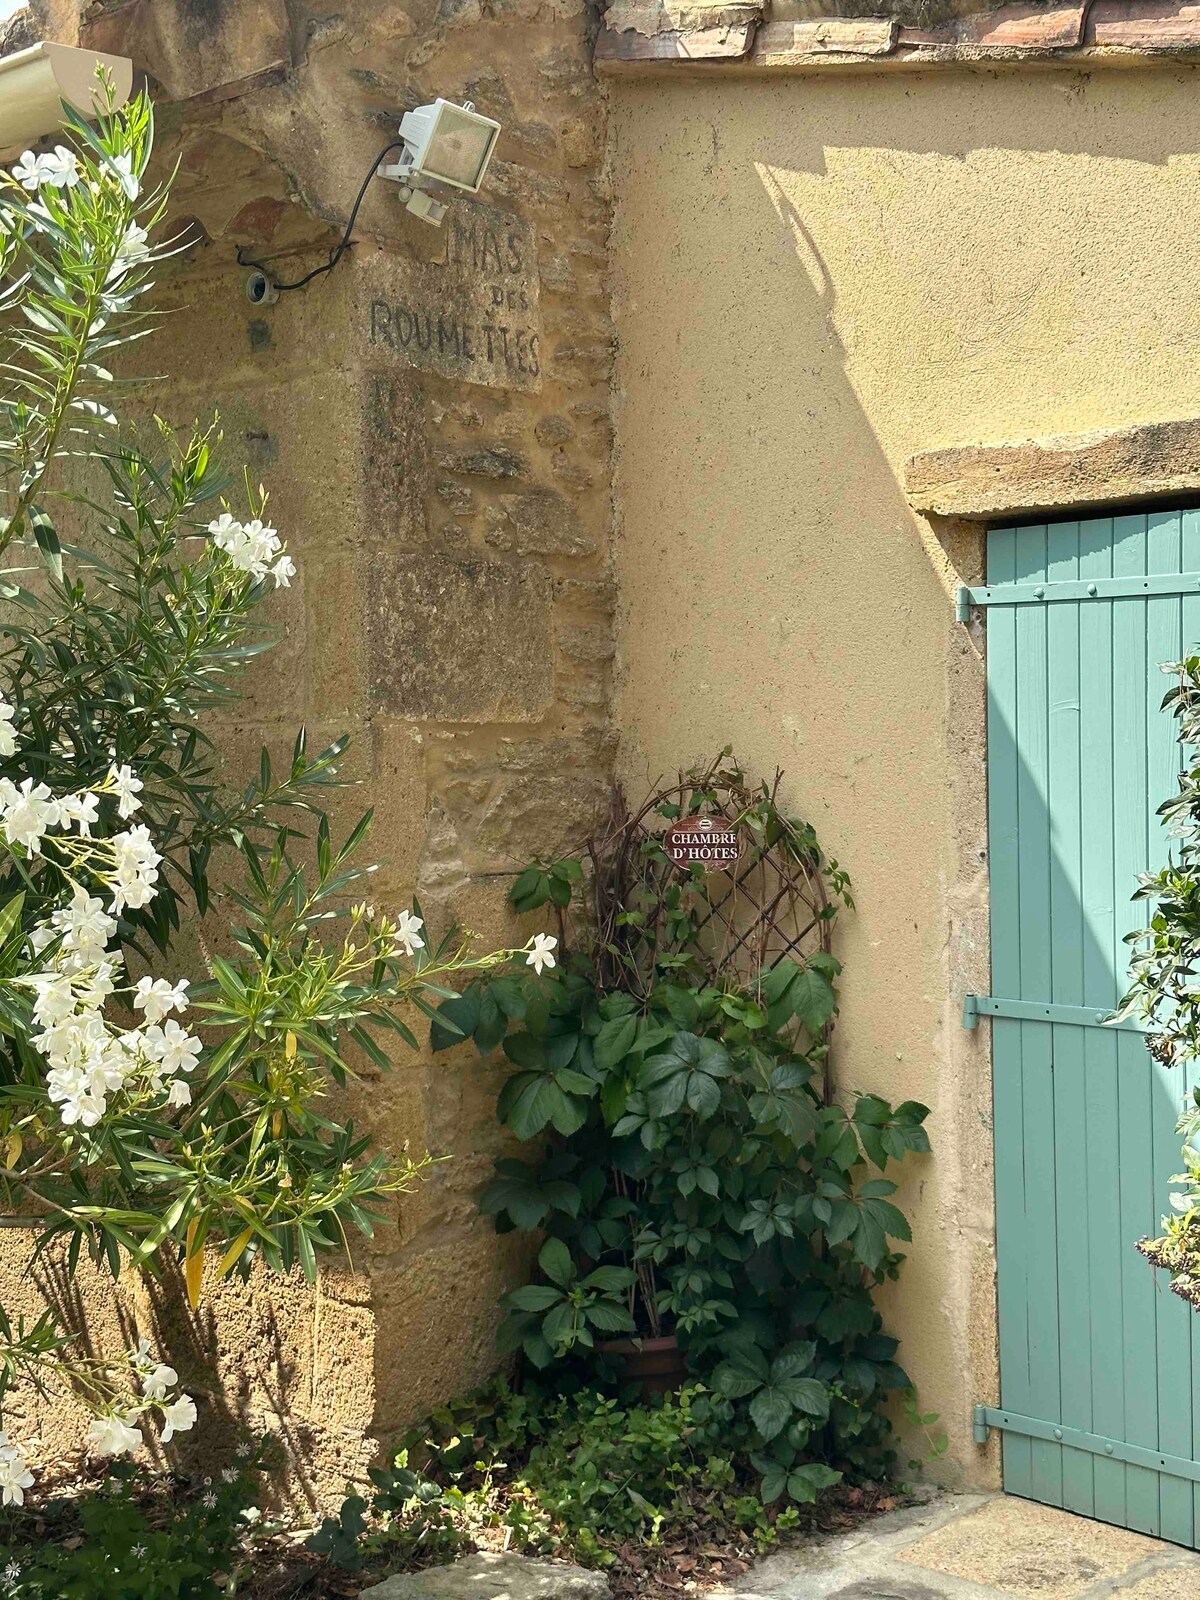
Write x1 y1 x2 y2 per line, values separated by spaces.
904 418 1200 520
595 1 1200 71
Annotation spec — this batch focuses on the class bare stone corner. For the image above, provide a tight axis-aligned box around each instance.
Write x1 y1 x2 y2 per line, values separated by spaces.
903 416 1200 519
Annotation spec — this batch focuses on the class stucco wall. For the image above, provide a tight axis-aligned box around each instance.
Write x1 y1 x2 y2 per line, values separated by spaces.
608 61 1200 1485
0 0 615 1511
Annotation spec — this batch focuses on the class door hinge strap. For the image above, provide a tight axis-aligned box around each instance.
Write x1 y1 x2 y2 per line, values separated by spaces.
962 994 1148 1033
973 1405 1200 1484
957 572 1200 618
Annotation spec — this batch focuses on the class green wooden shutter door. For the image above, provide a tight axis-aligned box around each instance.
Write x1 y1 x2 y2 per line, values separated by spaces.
986 508 1200 1544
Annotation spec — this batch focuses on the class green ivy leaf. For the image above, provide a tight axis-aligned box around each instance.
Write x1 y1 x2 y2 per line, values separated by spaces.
595 1013 638 1069
790 964 837 1035
504 1284 563 1311
538 1236 574 1287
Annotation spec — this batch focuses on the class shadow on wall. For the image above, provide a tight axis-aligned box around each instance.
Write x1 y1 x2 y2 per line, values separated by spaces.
751 111 1200 1510
34 1247 335 1514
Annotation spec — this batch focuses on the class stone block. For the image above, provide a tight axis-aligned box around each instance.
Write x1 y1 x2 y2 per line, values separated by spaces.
123 372 359 561
366 556 552 722
904 416 1200 519
364 1552 611 1597
369 1228 531 1429
439 444 528 481
363 372 433 547
484 489 594 557
473 770 609 864
303 548 368 724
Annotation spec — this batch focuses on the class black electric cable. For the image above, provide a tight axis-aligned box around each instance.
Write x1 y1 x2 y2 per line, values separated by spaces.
236 138 408 294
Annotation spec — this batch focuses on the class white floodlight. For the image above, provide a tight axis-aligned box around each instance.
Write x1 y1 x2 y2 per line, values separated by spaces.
0 42 133 160
379 98 501 227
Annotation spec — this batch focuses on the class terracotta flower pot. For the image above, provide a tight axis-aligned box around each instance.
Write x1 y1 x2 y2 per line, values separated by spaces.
598 1333 687 1396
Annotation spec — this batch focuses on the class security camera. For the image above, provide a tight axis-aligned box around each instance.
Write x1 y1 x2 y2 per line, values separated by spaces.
244 270 279 306
0 42 133 160
378 98 501 227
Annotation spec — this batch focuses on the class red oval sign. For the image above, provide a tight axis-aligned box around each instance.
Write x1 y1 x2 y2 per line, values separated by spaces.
662 815 740 870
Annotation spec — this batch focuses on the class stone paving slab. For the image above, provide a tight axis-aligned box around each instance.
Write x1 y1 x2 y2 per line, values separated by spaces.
711 1493 1200 1600
897 1497 1169 1599
363 1550 611 1598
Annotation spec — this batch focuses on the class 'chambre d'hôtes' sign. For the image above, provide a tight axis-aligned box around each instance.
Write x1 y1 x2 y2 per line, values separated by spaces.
662 816 741 871
362 201 541 394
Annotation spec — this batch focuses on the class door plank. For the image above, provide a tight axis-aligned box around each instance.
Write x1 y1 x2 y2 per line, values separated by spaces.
988 523 1034 1499
1013 523 1065 1507
1110 513 1159 1535
1147 509 1193 1547
1077 514 1127 1529
1047 518 1094 1518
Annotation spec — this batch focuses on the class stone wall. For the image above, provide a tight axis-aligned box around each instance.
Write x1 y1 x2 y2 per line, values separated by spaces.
0 0 615 1510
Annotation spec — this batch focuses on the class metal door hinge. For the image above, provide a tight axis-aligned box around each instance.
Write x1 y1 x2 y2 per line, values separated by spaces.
974 1405 1200 1484
957 571 1200 623
962 994 1147 1033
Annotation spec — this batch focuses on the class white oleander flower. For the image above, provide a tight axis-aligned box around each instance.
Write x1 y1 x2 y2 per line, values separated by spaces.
42 146 80 189
120 221 148 257
0 695 17 757
109 153 140 201
109 824 161 913
134 975 189 1025
2 778 60 853
393 909 425 957
208 512 284 583
131 1338 155 1373
108 221 149 284
0 1442 33 1507
76 962 118 1010
166 1077 192 1108
525 932 558 976
87 1412 143 1458
160 1394 197 1443
47 1061 107 1127
271 553 296 588
59 790 100 837
207 512 242 549
242 519 280 566
50 888 118 970
141 1362 178 1402
107 763 143 819
158 1019 201 1076
138 1023 167 1063
12 150 48 191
